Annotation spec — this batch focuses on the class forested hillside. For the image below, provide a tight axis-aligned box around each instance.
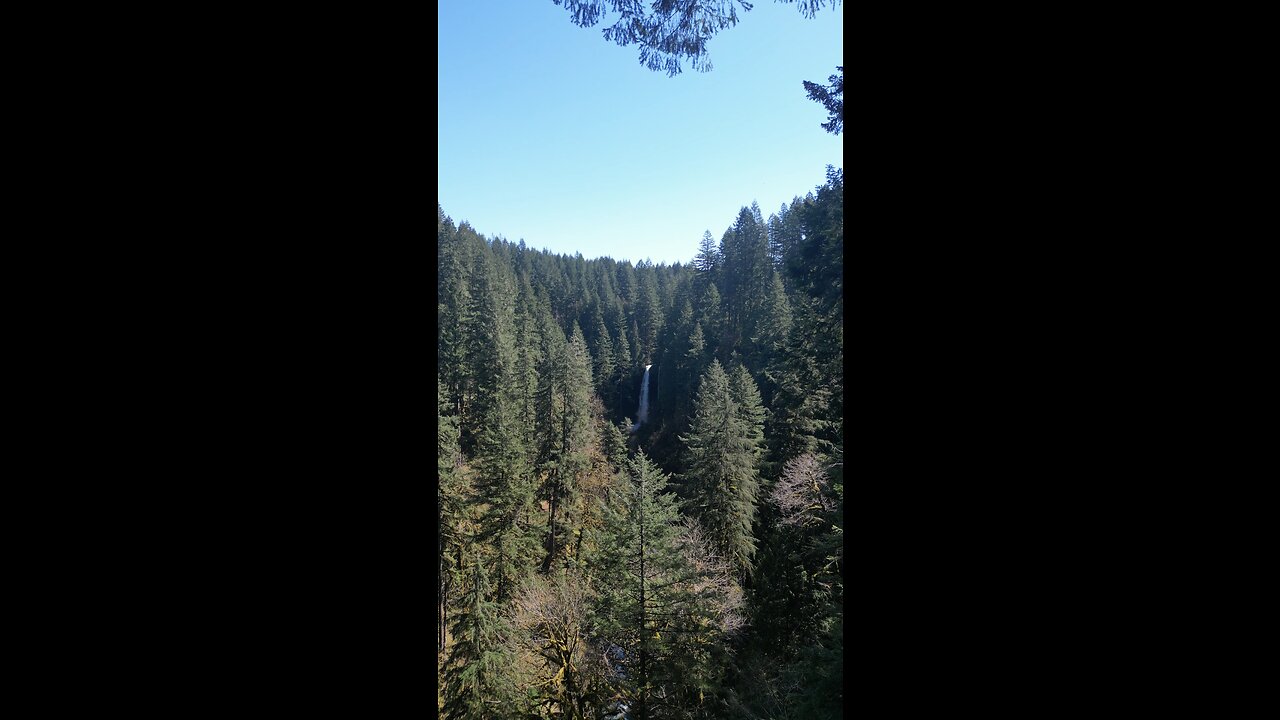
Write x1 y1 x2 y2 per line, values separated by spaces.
438 166 843 719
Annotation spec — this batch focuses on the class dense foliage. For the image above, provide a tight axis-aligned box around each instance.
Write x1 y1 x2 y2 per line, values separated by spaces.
803 65 843 135
439 166 843 719
550 1 842 76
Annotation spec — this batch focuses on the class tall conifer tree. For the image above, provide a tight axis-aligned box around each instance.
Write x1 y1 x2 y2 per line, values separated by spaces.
752 271 792 403
728 365 766 468
439 210 476 436
544 322 594 571
591 307 615 400
442 555 517 720
469 254 538 604
678 360 760 580
590 451 741 720
439 376 463 651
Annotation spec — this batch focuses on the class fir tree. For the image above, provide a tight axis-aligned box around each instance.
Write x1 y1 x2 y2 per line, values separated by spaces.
752 271 792 403
685 322 707 373
543 322 594 571
728 364 766 468
439 212 477 442
591 306 615 400
442 556 518 720
590 451 742 719
629 316 643 365
439 378 461 493
613 325 632 376
534 302 568 473
636 268 663 363
616 262 638 312
611 327 634 423
764 295 833 466
602 416 630 474
513 275 544 453
691 228 721 275
694 283 724 362
439 376 463 651
591 450 674 720
469 254 539 604
678 360 760 580
804 65 844 135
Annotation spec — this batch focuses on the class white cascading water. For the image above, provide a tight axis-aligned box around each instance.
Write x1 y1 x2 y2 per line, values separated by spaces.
631 364 652 433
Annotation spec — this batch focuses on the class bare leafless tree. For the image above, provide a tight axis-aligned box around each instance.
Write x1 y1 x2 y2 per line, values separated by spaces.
674 518 745 635
509 568 604 719
769 452 835 527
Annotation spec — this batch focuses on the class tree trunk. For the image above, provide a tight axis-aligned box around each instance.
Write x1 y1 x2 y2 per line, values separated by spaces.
544 477 558 572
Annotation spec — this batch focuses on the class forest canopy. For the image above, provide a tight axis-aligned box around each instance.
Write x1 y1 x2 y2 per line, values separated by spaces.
439 166 843 719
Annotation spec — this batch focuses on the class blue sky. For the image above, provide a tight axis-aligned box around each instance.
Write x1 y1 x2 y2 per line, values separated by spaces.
438 1 843 266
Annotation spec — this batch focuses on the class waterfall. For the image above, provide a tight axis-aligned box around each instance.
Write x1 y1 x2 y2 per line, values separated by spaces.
631 364 652 433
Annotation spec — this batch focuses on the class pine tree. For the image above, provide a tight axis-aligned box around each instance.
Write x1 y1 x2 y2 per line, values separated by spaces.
534 302 568 474
636 268 663 364
800 168 844 452
591 450 674 720
611 326 634 424
694 283 723 363
590 451 742 720
678 360 760 580
442 556 518 720
752 271 792 402
728 365 766 468
629 316 643 365
464 250 512 440
766 201 791 269
439 211 477 443
613 325 632 375
718 205 772 364
543 322 594 571
693 230 720 287
469 254 538 604
513 275 544 454
652 298 693 432
439 376 463 651
616 262 638 312
685 322 707 372
602 417 630 473
764 295 833 466
591 306 615 399
439 378 461 490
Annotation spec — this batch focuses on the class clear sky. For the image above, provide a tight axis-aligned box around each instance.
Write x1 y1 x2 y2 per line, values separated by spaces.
438 1 843 266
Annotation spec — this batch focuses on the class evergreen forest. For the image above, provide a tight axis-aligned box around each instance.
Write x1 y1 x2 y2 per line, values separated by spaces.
438 166 843 719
